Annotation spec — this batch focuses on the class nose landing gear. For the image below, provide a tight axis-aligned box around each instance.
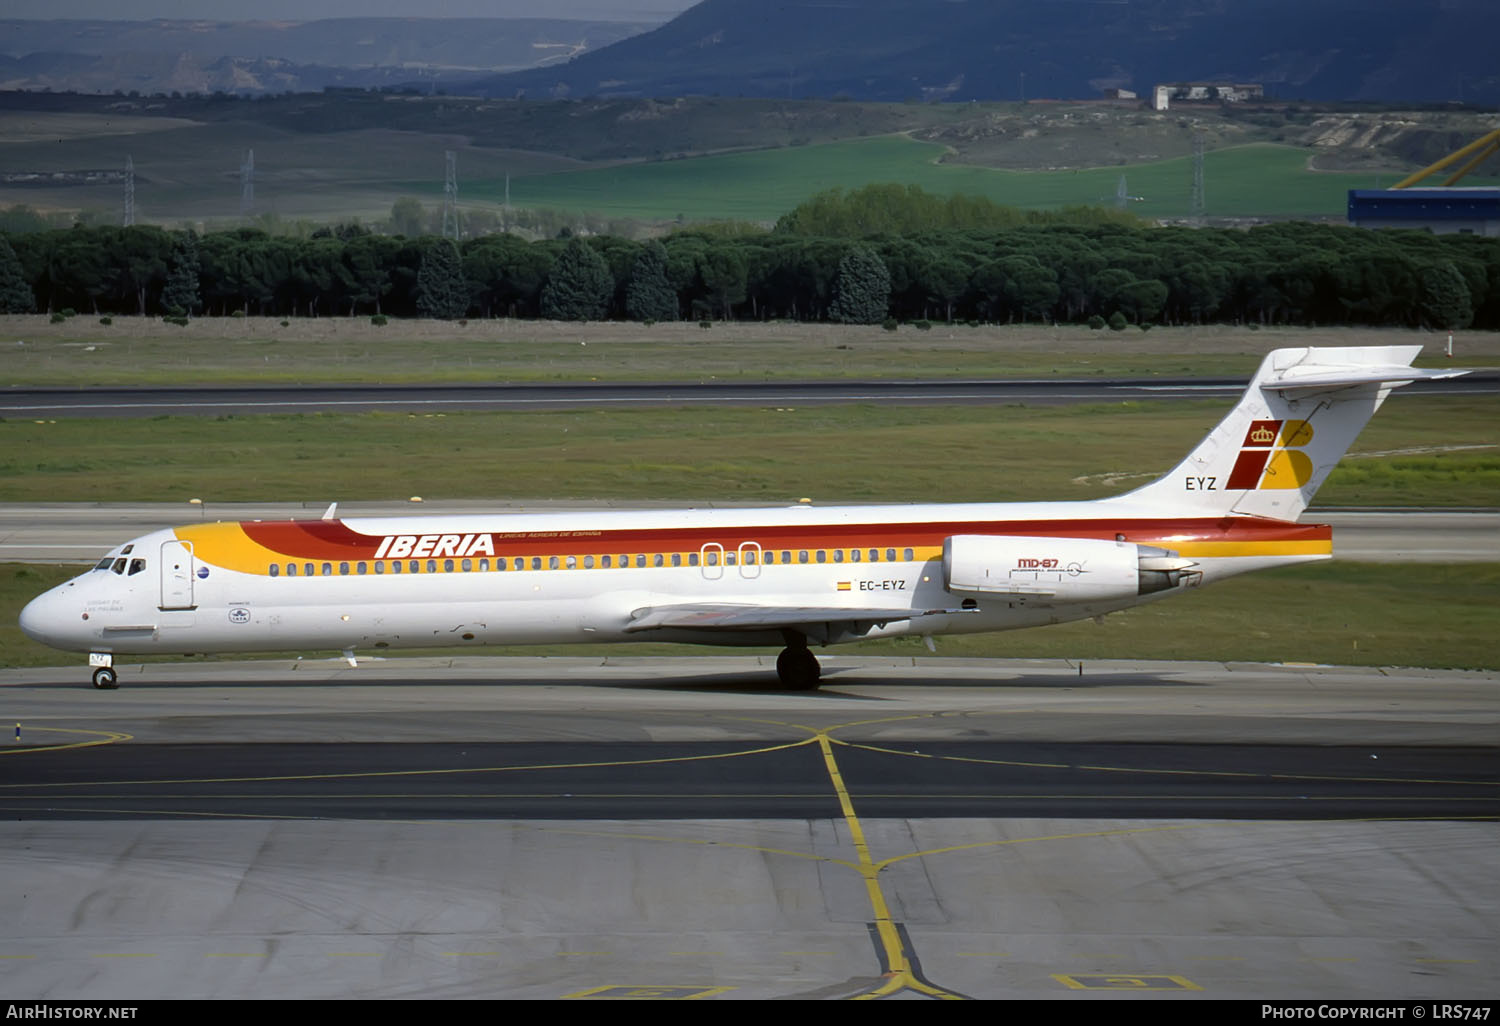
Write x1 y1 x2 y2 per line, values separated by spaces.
89 654 119 689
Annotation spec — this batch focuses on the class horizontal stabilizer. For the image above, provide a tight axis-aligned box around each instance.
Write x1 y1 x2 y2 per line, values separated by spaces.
1261 363 1468 393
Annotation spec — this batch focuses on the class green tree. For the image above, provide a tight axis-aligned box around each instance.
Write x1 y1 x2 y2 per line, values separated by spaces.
625 240 677 321
415 238 469 320
1418 261 1474 330
697 242 748 320
159 232 201 316
828 244 891 324
0 236 35 313
540 237 612 321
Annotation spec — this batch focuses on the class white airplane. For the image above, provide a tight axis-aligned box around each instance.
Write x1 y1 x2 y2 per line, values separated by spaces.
20 345 1466 691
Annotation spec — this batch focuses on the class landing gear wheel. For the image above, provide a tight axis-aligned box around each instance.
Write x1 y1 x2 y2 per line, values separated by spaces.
776 646 821 691
91 666 118 690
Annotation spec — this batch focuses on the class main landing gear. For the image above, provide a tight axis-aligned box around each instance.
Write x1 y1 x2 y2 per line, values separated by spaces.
776 632 821 691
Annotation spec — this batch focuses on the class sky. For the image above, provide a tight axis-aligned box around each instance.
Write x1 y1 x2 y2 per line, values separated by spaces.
3 1 694 20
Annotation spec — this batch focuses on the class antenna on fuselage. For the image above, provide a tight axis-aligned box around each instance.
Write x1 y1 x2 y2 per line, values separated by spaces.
322 502 338 521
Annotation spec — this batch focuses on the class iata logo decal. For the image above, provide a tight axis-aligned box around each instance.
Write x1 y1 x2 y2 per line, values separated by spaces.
1226 419 1314 491
373 533 497 559
228 608 251 624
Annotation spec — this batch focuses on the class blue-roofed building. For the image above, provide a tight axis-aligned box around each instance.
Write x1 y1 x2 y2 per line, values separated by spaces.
1347 189 1500 236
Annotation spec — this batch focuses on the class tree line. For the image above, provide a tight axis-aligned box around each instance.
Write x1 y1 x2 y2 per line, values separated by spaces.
1 193 1495 330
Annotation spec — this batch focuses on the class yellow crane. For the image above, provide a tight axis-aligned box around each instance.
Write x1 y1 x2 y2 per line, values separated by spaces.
1389 128 1500 189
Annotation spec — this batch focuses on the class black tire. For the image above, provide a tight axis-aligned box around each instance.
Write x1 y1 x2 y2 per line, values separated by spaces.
91 666 118 690
776 647 821 691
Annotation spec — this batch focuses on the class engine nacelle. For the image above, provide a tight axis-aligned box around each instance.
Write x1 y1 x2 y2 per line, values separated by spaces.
942 535 1196 603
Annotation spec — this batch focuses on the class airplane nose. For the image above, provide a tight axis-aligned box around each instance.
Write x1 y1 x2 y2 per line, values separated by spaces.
18 593 49 643
18 586 76 650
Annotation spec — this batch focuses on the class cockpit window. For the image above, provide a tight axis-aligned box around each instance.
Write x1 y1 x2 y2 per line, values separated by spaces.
128 559 146 576
111 558 127 575
94 558 114 571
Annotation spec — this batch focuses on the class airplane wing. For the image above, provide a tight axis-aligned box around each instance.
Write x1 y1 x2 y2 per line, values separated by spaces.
624 603 972 634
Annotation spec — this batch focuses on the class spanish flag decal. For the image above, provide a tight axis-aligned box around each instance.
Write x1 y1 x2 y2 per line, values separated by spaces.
836 581 851 591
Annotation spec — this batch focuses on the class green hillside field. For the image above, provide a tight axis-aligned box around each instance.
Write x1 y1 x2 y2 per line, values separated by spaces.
456 136 1499 224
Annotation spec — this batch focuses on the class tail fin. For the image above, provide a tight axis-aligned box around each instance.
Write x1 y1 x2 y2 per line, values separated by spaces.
1106 346 1467 522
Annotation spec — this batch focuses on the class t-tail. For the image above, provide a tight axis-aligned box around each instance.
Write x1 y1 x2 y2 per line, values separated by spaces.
1104 346 1467 522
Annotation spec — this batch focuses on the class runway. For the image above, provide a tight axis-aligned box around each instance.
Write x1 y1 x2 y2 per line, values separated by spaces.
4 372 1497 417
1 657 1495 1000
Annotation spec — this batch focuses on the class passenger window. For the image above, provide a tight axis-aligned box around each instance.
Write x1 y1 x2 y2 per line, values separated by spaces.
833 550 844 563
602 555 612 568
583 555 594 569
886 548 896 562
287 563 298 577
781 551 791 564
763 551 774 565
745 550 757 565
688 553 699 567
497 557 507 571
463 558 473 572
339 562 350 575
305 563 315 577
322 563 333 576
816 551 826 563
427 560 438 574
128 559 146 575
635 554 646 568
869 549 879 562
357 562 367 575
707 551 719 566
269 564 280 577
566 555 577 569
672 553 682 567
409 560 420 574
799 550 808 564
904 548 914 561
391 560 402 575
374 561 385 575
549 556 559 570
531 557 542 570
444 559 455 573
653 553 664 567
850 549 860 563
478 559 489 572
725 552 736 566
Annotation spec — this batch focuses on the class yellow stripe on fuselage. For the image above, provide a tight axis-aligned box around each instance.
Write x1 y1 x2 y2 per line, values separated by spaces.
1170 540 1332 558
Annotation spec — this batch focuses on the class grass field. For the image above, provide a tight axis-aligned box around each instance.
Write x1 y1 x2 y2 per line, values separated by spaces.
2 396 1494 506
5 318 1495 388
469 137 1498 223
4 561 1495 671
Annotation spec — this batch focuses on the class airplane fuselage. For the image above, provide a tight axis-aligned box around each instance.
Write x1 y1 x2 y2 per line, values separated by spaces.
20 499 1328 658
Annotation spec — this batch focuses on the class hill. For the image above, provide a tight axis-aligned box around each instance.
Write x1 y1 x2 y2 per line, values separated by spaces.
0 17 661 96
479 0 1500 106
